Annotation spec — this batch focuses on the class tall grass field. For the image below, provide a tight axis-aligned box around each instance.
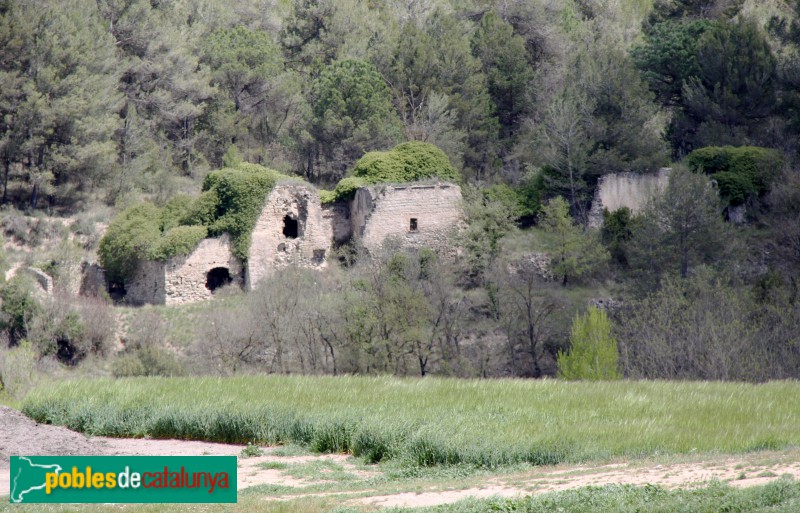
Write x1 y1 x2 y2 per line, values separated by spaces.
22 376 800 467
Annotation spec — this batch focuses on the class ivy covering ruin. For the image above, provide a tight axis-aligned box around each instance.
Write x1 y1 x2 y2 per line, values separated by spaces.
99 164 296 285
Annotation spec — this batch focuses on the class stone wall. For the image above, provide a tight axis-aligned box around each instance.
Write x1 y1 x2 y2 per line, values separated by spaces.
353 182 464 253
126 260 167 305
322 201 352 244
79 262 107 297
247 183 333 289
588 168 671 227
126 234 241 305
163 234 242 305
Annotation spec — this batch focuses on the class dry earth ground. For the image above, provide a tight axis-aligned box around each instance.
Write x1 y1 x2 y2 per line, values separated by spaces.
2 406 799 509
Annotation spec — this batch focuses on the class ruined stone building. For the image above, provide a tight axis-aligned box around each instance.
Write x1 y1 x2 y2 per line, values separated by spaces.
587 168 672 227
124 180 463 305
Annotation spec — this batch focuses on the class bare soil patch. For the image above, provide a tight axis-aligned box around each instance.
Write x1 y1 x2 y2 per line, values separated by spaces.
0 406 362 494
356 453 800 508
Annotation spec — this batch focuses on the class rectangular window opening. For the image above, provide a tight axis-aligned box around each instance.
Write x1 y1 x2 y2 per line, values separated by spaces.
409 218 418 232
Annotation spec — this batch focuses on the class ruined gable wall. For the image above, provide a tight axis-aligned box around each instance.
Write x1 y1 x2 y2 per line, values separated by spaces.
355 182 463 253
162 234 242 305
247 183 333 289
588 168 671 227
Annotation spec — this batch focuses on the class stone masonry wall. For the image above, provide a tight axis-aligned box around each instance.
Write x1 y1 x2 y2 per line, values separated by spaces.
588 168 671 227
125 234 241 305
247 183 333 289
322 201 352 244
126 260 167 305
354 182 463 253
163 234 242 305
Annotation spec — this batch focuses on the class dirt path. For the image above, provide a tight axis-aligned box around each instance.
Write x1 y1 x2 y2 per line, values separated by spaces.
355 454 800 508
2 406 799 508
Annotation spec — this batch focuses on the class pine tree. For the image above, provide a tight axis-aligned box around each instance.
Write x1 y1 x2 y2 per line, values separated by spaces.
0 0 122 207
540 197 609 286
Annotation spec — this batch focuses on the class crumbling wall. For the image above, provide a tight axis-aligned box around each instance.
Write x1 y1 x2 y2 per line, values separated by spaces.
79 262 107 297
125 234 241 305
322 201 352 244
163 234 242 305
588 168 671 227
126 260 167 305
353 182 463 253
247 183 333 289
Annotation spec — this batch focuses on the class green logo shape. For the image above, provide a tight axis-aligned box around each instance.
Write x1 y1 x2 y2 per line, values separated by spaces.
10 456 237 503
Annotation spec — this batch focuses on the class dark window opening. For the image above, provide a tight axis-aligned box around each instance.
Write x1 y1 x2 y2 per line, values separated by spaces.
313 249 326 264
56 338 78 365
108 281 127 302
410 218 418 231
206 267 232 292
283 215 299 238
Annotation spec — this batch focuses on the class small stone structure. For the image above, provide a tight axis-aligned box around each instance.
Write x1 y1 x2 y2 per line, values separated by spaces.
126 234 242 305
246 183 333 289
351 182 463 253
122 180 463 305
588 168 671 227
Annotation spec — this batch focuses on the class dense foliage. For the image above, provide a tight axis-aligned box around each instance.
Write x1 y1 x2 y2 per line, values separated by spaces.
3 0 800 384
686 146 783 205
324 141 460 202
99 163 293 284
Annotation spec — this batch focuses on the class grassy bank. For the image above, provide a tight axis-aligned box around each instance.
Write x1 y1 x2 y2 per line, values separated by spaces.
22 376 800 467
1 479 798 513
414 479 800 513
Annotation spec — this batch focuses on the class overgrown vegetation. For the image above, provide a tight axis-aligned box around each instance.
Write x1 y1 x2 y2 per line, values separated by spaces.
1 0 800 387
22 376 800 467
99 163 294 285
686 146 783 206
323 141 461 203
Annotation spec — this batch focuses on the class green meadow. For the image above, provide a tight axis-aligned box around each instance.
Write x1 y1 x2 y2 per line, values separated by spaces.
22 376 800 467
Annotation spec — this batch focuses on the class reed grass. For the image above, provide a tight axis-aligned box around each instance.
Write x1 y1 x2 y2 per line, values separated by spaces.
21 376 800 467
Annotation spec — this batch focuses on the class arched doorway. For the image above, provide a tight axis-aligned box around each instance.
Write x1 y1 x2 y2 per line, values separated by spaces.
206 267 232 292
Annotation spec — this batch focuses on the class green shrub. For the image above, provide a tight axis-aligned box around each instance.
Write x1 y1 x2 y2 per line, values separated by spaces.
100 163 296 284
601 207 636 266
685 146 783 205
324 176 370 203
110 353 146 377
148 225 208 261
324 142 460 203
98 203 162 284
111 346 184 377
180 190 219 227
482 179 542 220
239 442 263 458
159 195 195 231
558 307 621 380
389 141 460 182
0 276 41 344
0 340 37 399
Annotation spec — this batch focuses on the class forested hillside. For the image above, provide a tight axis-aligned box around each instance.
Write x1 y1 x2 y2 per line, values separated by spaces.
0 0 799 384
